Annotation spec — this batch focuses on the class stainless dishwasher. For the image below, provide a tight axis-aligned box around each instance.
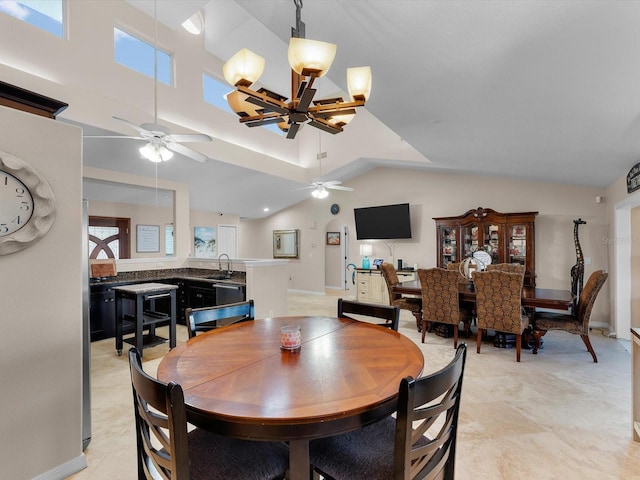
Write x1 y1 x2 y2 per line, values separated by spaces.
213 283 246 306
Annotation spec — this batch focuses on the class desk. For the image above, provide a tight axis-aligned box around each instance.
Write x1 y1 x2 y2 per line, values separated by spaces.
157 316 424 480
114 282 178 356
393 280 574 310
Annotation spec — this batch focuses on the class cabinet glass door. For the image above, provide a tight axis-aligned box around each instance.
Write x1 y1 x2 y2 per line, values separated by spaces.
483 224 500 265
509 225 527 265
440 226 457 266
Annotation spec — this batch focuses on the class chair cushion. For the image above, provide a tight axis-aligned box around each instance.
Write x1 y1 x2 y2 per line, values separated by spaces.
534 311 584 335
392 297 422 313
188 428 288 480
310 416 396 480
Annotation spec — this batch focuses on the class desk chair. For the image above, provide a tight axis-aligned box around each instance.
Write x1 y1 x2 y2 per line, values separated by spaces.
310 344 467 480
338 298 401 331
532 270 608 362
473 270 529 362
186 300 254 338
128 348 288 480
380 263 423 332
418 268 472 346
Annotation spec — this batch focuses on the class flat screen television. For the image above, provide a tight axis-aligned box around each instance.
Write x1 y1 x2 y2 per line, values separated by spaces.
354 203 412 240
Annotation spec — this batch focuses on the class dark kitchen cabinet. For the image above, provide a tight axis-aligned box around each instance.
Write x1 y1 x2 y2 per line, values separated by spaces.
89 283 133 341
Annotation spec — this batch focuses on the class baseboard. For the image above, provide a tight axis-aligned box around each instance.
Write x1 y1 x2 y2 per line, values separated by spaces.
32 453 86 480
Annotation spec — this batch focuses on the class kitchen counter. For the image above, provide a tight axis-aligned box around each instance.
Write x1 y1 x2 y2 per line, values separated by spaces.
90 267 246 286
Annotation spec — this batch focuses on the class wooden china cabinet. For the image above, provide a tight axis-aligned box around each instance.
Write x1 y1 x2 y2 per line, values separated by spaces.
434 207 538 287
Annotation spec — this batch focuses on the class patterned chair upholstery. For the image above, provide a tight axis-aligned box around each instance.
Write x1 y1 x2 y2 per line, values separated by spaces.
532 270 608 362
486 263 525 275
380 263 422 331
472 270 529 362
418 268 472 346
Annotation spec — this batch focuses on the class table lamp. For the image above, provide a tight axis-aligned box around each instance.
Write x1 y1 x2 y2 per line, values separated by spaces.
360 243 373 269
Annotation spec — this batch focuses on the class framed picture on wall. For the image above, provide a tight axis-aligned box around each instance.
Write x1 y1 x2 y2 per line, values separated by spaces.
194 226 216 258
136 224 160 252
326 232 340 245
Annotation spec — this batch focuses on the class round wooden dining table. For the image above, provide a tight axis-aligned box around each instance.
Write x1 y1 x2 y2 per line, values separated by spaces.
157 315 424 480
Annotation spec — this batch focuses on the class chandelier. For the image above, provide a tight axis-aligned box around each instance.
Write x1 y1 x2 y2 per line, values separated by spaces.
222 0 372 139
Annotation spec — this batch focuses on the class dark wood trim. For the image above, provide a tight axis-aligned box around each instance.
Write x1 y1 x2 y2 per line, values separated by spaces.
0 80 68 118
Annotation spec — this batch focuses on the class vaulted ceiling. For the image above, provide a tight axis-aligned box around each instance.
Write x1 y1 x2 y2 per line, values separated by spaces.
48 1 640 216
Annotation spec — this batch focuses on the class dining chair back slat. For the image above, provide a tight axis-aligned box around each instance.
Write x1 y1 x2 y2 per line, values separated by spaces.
338 298 401 331
186 300 255 338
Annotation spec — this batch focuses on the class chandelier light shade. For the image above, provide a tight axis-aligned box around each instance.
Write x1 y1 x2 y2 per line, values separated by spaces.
139 143 174 162
287 37 337 77
347 66 372 101
222 48 265 87
222 0 371 139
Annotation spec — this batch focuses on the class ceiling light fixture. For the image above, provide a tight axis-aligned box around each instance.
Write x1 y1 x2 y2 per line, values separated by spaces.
139 143 174 162
182 11 204 35
222 0 372 139
311 185 329 199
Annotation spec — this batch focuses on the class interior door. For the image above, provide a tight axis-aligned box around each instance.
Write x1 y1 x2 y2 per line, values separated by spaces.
217 225 237 258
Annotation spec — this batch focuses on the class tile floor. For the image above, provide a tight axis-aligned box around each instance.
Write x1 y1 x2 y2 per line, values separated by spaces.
70 290 640 479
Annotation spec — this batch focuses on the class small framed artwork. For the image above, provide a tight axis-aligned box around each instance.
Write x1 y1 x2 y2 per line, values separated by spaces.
326 232 340 245
136 224 160 253
194 226 216 258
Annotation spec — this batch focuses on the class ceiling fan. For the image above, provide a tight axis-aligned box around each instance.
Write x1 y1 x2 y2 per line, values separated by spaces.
299 145 354 198
85 1 211 163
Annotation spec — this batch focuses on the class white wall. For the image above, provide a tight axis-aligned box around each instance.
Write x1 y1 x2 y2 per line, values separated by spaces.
241 167 609 325
0 106 84 478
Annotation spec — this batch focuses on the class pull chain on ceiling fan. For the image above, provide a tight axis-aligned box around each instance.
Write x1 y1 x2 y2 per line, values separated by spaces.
85 0 212 163
299 132 354 198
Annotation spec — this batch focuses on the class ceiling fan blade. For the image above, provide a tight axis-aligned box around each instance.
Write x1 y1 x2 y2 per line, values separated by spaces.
323 180 342 186
166 142 208 163
112 116 151 135
167 133 212 143
327 185 354 191
293 185 315 191
84 135 144 140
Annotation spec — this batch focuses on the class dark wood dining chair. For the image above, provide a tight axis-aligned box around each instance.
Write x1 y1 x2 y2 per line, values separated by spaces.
337 298 401 331
128 348 288 480
380 263 423 331
532 269 608 362
418 268 472 346
186 300 255 338
472 270 529 362
309 344 467 480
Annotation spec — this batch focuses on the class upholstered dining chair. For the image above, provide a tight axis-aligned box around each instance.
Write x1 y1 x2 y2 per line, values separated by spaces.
186 300 255 338
128 348 288 480
309 344 467 480
418 268 472 346
338 298 401 331
532 269 608 362
380 263 422 331
472 270 529 362
486 263 526 275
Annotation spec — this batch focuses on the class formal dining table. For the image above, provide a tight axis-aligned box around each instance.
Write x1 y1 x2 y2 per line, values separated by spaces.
157 315 424 480
393 279 575 310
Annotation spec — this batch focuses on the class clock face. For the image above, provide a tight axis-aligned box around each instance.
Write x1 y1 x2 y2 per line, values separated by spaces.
330 203 340 215
1 171 34 237
0 150 56 255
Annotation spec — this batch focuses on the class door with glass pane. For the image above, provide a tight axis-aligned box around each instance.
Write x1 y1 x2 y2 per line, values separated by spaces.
88 216 130 259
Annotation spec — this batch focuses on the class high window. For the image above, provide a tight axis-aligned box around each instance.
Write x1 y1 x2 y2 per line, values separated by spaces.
114 27 172 85
0 0 64 37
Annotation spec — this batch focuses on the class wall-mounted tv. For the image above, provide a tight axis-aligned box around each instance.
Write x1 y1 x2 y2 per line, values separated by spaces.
354 203 412 240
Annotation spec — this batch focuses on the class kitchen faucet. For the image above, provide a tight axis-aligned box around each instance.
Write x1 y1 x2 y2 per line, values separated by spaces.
218 253 231 278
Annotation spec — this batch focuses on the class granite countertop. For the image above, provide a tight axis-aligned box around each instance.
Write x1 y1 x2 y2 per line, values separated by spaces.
90 268 246 287
112 282 180 294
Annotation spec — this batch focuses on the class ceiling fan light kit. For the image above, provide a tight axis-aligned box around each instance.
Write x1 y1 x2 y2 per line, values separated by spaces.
139 143 173 162
223 0 372 139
